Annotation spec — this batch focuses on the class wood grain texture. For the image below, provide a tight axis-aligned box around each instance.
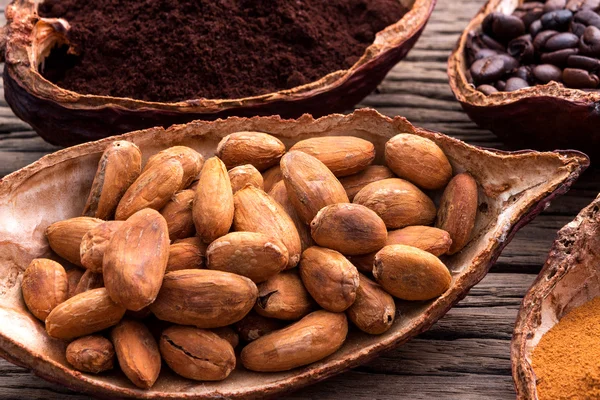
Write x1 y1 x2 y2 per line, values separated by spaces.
0 0 598 398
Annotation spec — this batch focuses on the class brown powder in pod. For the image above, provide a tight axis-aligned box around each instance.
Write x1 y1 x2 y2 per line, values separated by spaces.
532 296 600 400
38 0 408 102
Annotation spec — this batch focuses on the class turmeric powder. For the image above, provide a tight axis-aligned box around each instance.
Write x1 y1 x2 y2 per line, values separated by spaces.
532 296 600 400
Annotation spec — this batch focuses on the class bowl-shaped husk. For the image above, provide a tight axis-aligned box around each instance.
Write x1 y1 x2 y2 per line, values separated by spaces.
1 0 435 146
448 0 600 158
511 193 600 399
0 108 588 399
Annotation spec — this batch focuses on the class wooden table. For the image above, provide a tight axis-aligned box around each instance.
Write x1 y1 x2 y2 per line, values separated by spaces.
0 0 597 398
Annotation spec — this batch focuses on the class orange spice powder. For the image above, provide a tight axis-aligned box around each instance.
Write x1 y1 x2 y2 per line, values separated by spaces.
532 296 600 400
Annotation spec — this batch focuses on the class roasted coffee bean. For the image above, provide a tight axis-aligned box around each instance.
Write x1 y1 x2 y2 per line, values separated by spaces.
582 0 600 10
530 20 544 36
496 53 520 69
545 0 568 11
568 54 600 70
579 25 600 56
477 84 499 94
495 80 507 90
534 30 559 49
571 20 587 36
574 10 600 28
563 67 600 87
508 35 535 62
474 49 500 60
545 32 580 50
533 64 564 82
470 55 512 84
566 0 600 11
504 77 530 91
541 10 574 30
482 12 526 42
517 2 545 27
540 48 579 65
481 34 509 51
513 65 534 82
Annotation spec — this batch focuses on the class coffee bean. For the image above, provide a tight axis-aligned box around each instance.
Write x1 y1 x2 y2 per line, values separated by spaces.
480 34 507 51
517 3 545 27
470 56 508 84
540 48 579 65
533 63 564 82
505 77 531 91
534 30 559 49
571 20 587 36
544 0 567 12
513 65 534 82
541 10 574 30
579 25 600 56
482 12 526 43
566 0 584 11
567 54 600 71
562 67 600 87
495 53 520 70
566 0 600 11
582 0 600 10
545 32 580 50
508 35 535 62
574 10 600 29
476 84 499 95
530 19 544 36
474 49 500 60
495 80 507 90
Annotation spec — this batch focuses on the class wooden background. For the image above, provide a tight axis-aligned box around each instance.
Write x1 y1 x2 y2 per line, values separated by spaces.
0 0 598 398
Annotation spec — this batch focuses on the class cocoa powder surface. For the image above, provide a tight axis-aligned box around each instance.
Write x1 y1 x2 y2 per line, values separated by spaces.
532 296 600 400
39 0 408 102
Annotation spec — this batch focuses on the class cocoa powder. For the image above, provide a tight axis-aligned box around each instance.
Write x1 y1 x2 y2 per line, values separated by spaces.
39 0 408 102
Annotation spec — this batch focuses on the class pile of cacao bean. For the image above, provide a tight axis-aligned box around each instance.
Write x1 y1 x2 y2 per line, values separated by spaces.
466 0 600 93
21 131 478 388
